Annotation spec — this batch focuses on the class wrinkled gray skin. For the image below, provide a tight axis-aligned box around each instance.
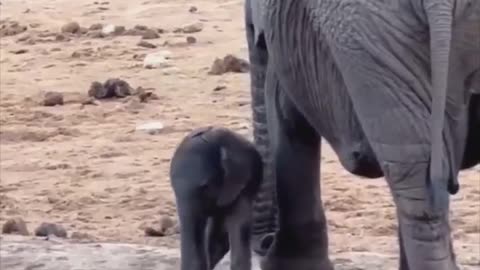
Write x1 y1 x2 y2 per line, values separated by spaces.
170 126 263 270
244 0 480 270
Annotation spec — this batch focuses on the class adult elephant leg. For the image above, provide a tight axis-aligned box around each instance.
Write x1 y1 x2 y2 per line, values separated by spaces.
261 68 332 270
245 0 278 255
397 223 409 270
331 41 458 270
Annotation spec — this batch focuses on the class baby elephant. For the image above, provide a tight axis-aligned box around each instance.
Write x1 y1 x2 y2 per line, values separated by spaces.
170 126 263 270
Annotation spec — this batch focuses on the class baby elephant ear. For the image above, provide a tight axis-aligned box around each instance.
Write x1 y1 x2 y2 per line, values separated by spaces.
217 147 250 207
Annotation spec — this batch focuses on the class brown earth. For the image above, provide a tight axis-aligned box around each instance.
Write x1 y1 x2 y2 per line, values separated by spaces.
0 0 479 269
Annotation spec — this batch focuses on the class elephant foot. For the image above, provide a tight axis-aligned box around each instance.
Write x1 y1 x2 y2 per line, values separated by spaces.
260 235 333 270
260 254 333 270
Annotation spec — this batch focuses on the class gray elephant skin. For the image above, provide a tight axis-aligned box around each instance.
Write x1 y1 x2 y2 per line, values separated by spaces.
244 0 480 270
169 126 264 270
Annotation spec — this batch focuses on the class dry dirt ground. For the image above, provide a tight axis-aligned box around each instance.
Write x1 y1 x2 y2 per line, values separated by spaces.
0 0 479 268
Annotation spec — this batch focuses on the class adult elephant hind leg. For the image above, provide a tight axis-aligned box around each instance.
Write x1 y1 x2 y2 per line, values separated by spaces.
331 40 457 269
261 70 332 270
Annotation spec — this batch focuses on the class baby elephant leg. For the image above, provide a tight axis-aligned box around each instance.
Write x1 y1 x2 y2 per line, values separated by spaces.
205 216 230 269
226 197 253 270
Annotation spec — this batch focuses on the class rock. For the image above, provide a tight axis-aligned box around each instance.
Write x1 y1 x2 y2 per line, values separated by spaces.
176 23 203 34
55 34 70 41
61 21 81 34
0 21 28 37
141 29 159 39
10 49 28 54
103 78 133 98
137 40 157 49
135 122 165 135
189 6 198 13
208 54 249 75
138 91 159 103
213 85 227 91
186 36 196 44
144 227 164 237
2 218 29 236
143 216 175 237
142 51 172 69
43 92 64 106
87 30 105 38
34 222 67 238
134 25 148 31
89 23 103 30
79 27 89 34
102 24 125 35
88 81 107 99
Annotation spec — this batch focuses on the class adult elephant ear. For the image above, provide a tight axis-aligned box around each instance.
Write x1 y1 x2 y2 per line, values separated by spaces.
424 0 455 210
216 146 251 207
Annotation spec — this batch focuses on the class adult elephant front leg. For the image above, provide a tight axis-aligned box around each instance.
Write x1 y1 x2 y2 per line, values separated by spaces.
329 13 460 270
261 68 332 270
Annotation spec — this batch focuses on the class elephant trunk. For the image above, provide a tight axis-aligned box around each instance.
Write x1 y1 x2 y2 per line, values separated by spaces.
424 1 456 210
245 0 278 253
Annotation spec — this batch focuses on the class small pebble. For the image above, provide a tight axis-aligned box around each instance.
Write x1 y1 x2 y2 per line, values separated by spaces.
2 218 29 236
137 40 157 49
43 91 64 106
61 21 81 34
34 222 67 238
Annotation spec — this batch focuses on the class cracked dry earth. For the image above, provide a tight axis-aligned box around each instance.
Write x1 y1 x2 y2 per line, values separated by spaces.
0 0 479 269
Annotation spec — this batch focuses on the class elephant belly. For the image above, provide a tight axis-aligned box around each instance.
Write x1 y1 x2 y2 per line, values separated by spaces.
264 0 382 178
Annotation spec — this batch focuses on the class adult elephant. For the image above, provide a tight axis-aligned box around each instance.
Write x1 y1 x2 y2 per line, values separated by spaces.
244 1 480 270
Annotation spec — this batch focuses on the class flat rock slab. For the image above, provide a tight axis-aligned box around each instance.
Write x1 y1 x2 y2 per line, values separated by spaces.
0 235 477 270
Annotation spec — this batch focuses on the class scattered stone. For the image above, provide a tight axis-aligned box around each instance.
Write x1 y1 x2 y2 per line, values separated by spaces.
143 51 172 69
134 25 148 31
186 36 196 44
174 23 203 34
144 227 164 237
34 222 67 238
86 30 105 38
138 91 159 103
80 97 99 106
144 216 175 237
88 81 108 99
104 78 132 98
132 53 146 61
0 21 28 37
71 48 94 58
137 40 156 49
16 34 31 42
89 23 103 30
135 122 165 135
61 21 81 34
141 29 159 39
2 218 29 236
71 232 93 240
102 24 125 35
10 49 28 54
88 79 133 99
79 27 89 34
55 34 70 42
208 54 249 75
123 28 143 36
213 85 227 91
189 6 198 13
43 92 64 106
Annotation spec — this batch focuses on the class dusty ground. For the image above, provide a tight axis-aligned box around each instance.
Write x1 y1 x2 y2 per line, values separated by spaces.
0 0 479 268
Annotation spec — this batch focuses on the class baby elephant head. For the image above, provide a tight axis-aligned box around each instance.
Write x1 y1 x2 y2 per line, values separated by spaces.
200 127 263 207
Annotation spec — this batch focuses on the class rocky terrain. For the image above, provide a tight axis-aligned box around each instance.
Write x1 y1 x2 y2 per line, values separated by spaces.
0 0 479 269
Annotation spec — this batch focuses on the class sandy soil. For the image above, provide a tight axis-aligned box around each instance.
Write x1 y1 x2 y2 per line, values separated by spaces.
0 0 479 267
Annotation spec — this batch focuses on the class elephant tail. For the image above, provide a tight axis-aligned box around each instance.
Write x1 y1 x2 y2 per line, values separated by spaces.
425 1 456 211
